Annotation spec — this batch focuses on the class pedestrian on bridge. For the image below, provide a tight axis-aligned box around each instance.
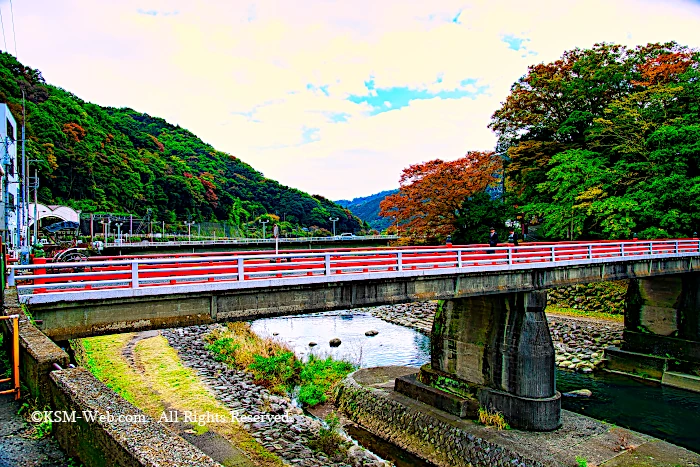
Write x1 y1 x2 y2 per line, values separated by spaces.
487 227 499 254
509 228 519 246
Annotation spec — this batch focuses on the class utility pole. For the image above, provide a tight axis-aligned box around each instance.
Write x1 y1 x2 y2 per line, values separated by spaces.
185 221 195 242
329 217 339 237
100 218 110 243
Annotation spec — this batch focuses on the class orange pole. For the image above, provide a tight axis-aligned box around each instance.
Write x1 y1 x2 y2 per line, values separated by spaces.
12 316 19 399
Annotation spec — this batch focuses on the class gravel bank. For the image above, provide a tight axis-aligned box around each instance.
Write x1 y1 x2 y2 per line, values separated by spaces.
358 301 624 373
162 326 390 467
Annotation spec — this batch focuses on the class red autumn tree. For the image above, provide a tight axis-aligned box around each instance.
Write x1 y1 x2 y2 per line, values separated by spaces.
379 151 501 242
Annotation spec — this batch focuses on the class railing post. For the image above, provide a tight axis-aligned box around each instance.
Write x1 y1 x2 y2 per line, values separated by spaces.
551 246 555 262
131 261 139 289
674 240 679 254
7 266 14 287
324 254 331 275
649 242 653 255
508 247 513 265
621 243 625 257
397 251 403 272
237 258 245 282
457 250 463 268
588 244 592 259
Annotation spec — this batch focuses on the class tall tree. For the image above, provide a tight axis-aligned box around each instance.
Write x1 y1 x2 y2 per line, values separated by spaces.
379 152 501 243
491 42 700 239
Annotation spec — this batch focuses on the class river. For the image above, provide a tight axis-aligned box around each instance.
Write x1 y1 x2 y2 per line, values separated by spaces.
251 310 700 454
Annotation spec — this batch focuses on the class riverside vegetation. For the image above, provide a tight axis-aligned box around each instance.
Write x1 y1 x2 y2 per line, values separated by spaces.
204 322 356 407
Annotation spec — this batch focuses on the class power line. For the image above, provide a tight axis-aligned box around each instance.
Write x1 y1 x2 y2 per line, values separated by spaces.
8 0 16 56
0 6 7 53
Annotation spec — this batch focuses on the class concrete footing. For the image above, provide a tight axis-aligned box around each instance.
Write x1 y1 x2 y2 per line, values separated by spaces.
409 291 561 431
337 367 700 467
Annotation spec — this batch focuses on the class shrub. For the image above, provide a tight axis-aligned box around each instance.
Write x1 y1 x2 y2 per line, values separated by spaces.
477 407 509 430
309 413 350 459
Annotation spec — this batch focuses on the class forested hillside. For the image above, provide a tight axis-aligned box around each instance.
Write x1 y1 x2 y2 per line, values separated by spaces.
336 189 398 231
0 53 361 233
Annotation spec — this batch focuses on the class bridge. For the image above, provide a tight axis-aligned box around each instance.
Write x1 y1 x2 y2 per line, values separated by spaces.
8 238 700 431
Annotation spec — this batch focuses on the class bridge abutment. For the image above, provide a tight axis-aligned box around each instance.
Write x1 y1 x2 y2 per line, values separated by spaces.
396 290 561 431
606 273 700 385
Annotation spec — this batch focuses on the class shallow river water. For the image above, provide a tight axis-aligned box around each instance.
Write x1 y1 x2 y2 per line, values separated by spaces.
251 310 700 454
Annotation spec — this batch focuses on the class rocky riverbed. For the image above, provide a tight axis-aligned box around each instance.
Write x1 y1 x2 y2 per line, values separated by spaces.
358 301 624 373
162 326 389 467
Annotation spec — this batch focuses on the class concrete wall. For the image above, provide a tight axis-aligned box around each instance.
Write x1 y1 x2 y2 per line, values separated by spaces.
335 370 546 467
2 288 69 403
28 256 699 340
50 367 220 467
3 289 222 466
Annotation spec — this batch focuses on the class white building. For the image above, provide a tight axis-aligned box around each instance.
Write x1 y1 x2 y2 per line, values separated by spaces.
0 103 19 251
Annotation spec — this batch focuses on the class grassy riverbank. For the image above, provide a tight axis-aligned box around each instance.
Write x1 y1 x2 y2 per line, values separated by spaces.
73 334 283 467
205 323 355 407
546 306 624 323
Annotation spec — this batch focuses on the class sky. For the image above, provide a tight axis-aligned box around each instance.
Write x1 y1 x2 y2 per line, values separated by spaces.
3 0 700 200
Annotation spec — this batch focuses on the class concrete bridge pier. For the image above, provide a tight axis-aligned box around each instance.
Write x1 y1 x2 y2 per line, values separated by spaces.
396 290 561 431
606 273 700 385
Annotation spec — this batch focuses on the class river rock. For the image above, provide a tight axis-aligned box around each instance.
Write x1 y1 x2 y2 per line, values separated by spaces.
563 389 593 398
308 342 317 347
365 330 378 336
329 338 342 347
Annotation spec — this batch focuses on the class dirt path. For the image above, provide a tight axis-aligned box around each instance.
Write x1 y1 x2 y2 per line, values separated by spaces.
0 382 72 467
120 331 254 467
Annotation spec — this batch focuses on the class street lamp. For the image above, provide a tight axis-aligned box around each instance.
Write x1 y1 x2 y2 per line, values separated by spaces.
100 218 110 243
329 217 339 237
259 219 269 239
185 221 195 242
115 222 123 244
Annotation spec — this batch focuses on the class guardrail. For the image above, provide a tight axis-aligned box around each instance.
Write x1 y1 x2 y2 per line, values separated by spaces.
9 239 700 304
102 235 399 248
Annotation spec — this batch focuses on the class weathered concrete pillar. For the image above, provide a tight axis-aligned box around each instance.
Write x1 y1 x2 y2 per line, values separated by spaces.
404 290 560 431
606 273 700 380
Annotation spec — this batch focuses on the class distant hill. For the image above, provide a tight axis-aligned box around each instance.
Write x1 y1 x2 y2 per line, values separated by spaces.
336 189 398 231
0 52 361 233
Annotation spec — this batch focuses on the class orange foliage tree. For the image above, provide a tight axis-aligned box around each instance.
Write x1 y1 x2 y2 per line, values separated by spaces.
379 151 501 242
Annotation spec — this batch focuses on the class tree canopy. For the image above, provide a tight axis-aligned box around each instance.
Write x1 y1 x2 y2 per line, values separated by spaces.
0 52 361 233
379 151 501 243
491 42 700 240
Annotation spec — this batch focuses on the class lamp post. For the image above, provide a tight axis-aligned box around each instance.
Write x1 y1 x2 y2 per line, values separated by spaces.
259 219 269 240
329 217 339 237
115 222 123 245
100 218 110 243
185 221 195 243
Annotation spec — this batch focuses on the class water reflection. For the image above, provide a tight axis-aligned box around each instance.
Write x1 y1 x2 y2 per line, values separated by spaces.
250 310 430 368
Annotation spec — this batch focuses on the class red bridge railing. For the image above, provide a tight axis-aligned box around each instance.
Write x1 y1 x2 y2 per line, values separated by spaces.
9 239 700 304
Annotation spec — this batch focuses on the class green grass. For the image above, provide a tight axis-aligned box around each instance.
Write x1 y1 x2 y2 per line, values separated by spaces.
205 324 356 407
546 305 624 323
76 333 283 467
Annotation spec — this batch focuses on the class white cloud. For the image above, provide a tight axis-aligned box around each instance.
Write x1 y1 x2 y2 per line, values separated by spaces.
7 0 700 199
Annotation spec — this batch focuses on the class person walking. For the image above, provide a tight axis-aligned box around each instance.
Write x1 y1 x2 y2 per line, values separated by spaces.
487 227 499 254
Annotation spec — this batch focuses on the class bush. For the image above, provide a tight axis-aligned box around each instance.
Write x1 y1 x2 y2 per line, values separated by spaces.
308 413 350 459
247 351 299 391
298 384 326 406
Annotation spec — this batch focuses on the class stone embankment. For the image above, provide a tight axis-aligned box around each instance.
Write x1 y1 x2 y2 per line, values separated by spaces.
162 326 389 467
360 302 623 373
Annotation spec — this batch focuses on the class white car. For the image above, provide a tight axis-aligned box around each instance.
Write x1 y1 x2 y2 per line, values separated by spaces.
339 233 356 239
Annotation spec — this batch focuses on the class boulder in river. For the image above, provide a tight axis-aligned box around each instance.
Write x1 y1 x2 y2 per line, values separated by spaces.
329 338 342 347
365 330 378 336
309 342 317 347
563 388 593 398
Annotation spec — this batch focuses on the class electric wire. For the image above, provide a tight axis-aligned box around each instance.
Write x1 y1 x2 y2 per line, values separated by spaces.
0 6 7 53
8 0 16 56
